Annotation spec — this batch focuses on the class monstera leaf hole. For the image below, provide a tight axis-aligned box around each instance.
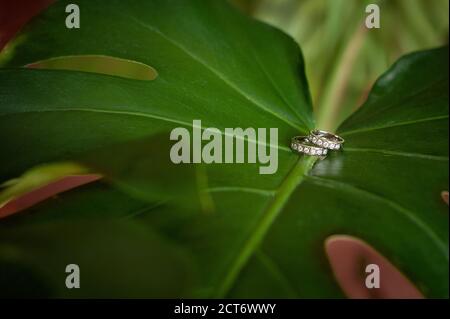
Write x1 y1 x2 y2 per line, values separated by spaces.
0 162 102 219
325 235 424 299
27 55 158 81
0 175 101 219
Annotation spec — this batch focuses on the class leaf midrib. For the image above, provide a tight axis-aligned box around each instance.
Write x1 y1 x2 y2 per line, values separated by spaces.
213 156 316 297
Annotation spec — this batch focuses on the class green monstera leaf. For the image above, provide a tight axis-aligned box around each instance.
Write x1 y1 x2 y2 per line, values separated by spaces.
0 0 448 298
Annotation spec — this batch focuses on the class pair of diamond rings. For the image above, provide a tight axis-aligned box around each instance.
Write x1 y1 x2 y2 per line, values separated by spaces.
291 130 344 157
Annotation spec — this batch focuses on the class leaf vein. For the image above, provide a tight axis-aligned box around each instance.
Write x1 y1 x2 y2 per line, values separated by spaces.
123 13 307 133
306 175 449 260
0 108 291 152
340 115 449 137
344 147 449 161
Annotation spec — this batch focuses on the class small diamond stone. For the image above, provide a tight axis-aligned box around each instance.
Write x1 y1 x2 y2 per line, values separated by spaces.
323 142 329 147
316 149 322 156
312 137 317 143
311 149 316 155
323 149 328 155
304 147 309 154
291 143 296 150
317 139 323 145
298 145 303 152
335 144 340 150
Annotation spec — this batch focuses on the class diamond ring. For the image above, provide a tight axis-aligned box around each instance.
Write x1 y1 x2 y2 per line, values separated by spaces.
291 136 328 156
308 129 344 150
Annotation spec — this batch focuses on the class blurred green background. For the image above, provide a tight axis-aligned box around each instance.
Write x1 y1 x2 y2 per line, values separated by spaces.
233 0 449 130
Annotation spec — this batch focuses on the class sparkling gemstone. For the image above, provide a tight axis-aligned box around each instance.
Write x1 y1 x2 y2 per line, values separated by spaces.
323 142 329 147
335 144 340 150
317 139 323 145
311 149 316 155
298 145 303 152
312 137 317 143
291 143 296 150
304 147 309 154
323 149 328 155
316 149 322 155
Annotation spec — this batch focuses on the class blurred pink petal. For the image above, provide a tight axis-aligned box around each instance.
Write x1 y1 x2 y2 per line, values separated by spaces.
0 0 54 50
325 234 424 299
0 174 101 219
